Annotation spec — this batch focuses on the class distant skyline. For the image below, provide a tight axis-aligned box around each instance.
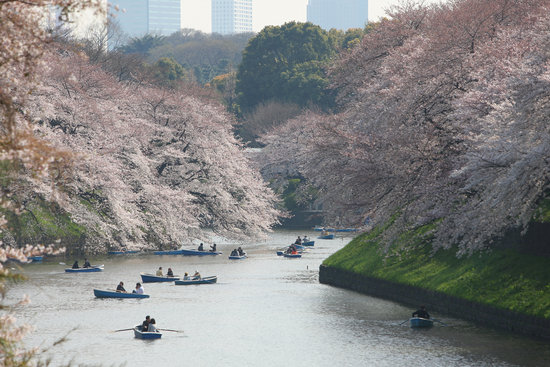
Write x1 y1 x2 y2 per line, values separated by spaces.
182 0 442 33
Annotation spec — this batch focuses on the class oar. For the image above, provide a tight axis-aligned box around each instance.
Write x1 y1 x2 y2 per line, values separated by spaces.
113 328 134 332
399 319 410 325
59 262 66 265
159 328 184 333
432 319 447 326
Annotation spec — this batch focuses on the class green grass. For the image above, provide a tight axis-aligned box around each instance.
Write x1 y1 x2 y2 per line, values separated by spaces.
324 225 550 319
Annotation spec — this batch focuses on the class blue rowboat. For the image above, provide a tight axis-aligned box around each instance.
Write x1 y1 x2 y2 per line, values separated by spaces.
108 250 139 255
65 265 104 273
28 256 43 262
93 289 150 299
318 234 335 239
174 276 217 285
283 253 302 258
153 250 184 255
335 228 359 232
302 241 315 246
181 249 222 256
276 251 284 256
140 273 180 283
134 326 162 339
228 254 247 260
410 317 434 328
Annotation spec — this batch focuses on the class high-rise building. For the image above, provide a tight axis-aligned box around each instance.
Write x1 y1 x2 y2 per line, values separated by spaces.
110 0 181 38
211 0 253 35
307 0 368 31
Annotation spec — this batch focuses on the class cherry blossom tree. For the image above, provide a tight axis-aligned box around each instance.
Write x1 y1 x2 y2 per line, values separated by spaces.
260 0 550 254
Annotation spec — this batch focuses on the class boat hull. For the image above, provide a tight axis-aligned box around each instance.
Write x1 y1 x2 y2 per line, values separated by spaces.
134 326 162 339
410 317 434 328
228 255 247 260
153 250 184 255
301 241 315 246
65 265 103 273
140 273 179 283
283 253 302 258
174 276 217 285
318 234 335 239
181 249 222 256
93 289 149 299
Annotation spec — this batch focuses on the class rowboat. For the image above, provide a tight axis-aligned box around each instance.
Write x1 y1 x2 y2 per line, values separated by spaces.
181 249 222 256
134 325 162 339
318 234 335 239
276 251 284 256
174 276 217 285
410 317 434 328
302 240 315 246
65 265 104 273
140 273 180 283
153 250 185 255
283 253 302 258
335 228 359 232
93 289 150 299
108 250 139 255
228 253 247 260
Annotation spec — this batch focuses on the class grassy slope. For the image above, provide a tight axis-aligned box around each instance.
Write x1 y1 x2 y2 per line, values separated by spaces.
323 224 550 319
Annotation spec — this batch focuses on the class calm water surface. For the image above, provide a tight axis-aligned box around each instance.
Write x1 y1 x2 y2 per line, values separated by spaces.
7 230 550 366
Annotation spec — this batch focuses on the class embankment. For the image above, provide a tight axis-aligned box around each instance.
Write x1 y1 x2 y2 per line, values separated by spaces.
319 228 550 339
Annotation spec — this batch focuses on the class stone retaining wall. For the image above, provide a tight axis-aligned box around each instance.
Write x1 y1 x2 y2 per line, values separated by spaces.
319 265 550 339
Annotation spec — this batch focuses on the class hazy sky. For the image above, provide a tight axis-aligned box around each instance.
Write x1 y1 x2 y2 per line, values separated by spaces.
182 0 436 33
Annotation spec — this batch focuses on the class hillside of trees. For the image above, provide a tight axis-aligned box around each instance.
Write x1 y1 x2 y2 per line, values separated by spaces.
259 0 550 255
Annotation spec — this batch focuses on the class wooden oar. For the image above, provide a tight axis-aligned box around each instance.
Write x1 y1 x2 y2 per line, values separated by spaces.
399 319 410 325
159 328 184 333
432 319 447 326
113 328 134 332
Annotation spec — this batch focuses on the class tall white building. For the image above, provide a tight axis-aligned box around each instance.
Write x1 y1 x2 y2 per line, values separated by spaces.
211 0 253 35
307 0 368 31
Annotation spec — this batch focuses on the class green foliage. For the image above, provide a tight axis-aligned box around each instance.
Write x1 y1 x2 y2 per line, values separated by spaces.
120 34 166 56
150 57 190 87
236 22 337 112
324 223 550 319
533 198 550 223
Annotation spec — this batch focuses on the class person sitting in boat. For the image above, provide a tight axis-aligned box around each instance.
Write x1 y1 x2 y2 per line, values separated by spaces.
116 281 126 293
237 247 244 256
303 235 309 242
141 315 151 332
148 318 158 333
83 259 91 268
210 243 217 252
133 282 144 294
193 270 201 280
198 243 204 251
183 272 190 280
167 268 174 277
412 305 430 319
156 267 163 276
71 261 79 269
295 236 302 245
230 249 238 256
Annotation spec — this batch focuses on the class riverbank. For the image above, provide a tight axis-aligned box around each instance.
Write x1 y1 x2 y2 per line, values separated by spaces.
319 228 550 339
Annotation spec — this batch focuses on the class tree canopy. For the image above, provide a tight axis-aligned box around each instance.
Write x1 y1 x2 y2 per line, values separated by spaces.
235 22 338 112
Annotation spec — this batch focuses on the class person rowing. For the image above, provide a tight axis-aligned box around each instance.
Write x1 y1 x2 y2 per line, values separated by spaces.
198 243 204 251
210 243 217 252
116 281 127 293
412 305 430 319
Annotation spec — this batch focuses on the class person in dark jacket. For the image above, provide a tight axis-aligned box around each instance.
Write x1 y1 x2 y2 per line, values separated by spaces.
412 305 430 319
141 315 151 331
116 281 126 293
198 243 204 251
71 261 79 269
83 259 91 268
